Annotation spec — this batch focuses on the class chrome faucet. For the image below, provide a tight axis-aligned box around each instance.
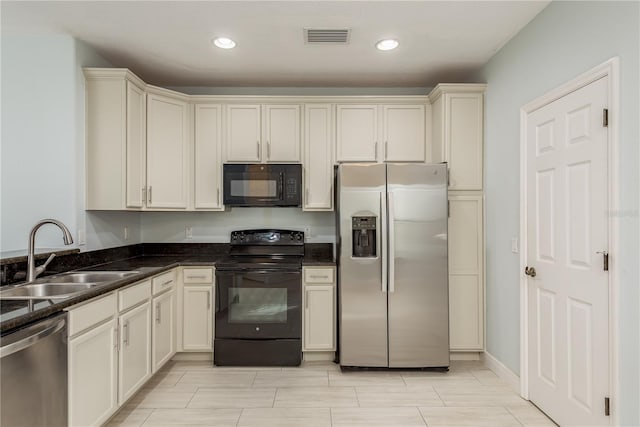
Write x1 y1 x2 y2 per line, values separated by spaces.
26 219 74 282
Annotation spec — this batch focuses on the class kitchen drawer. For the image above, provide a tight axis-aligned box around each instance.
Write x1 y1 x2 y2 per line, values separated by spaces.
68 292 117 336
183 268 213 284
304 267 335 284
152 270 176 295
119 280 152 312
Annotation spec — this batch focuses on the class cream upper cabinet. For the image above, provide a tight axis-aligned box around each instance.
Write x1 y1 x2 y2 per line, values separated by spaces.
194 104 223 210
429 84 485 190
146 91 189 209
303 104 333 211
225 104 262 162
302 267 336 352
336 104 378 162
382 105 425 162
126 82 147 208
263 105 301 162
85 68 147 210
225 104 301 163
448 193 484 351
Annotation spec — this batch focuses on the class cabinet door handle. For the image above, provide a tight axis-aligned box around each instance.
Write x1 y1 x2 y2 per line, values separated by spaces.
149 186 153 204
123 321 129 346
156 303 161 323
256 141 260 158
305 291 308 309
217 188 220 204
114 327 119 351
207 290 211 310
267 141 271 159
385 141 388 159
374 141 378 159
142 187 146 204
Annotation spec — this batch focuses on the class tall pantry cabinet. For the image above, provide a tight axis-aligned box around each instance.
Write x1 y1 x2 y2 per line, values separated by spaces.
429 84 486 355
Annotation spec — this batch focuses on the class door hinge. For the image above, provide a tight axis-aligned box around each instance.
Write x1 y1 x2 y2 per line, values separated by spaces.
605 397 610 416
603 109 609 127
597 251 609 271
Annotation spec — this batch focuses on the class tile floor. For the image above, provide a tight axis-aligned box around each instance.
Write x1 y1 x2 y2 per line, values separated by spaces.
106 359 556 427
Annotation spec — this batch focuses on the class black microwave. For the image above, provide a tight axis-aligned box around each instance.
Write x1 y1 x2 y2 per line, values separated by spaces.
223 164 302 207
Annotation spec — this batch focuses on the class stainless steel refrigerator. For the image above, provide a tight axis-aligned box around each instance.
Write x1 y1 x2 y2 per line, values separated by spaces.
336 163 449 368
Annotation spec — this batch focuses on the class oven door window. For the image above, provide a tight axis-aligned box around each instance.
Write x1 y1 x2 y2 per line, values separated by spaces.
215 271 301 339
228 287 287 323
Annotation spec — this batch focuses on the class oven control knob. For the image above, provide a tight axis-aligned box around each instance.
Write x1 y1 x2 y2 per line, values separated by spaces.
255 326 260 331
295 233 302 241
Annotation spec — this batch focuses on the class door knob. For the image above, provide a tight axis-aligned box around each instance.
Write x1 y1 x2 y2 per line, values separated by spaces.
525 266 537 278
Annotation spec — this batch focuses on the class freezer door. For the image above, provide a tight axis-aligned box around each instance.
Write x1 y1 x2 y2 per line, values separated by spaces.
387 163 449 367
338 164 388 367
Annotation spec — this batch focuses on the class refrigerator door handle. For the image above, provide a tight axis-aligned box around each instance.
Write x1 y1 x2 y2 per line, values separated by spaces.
380 191 387 293
387 191 395 293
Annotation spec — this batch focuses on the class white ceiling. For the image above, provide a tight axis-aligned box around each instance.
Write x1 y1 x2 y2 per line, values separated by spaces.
1 1 550 88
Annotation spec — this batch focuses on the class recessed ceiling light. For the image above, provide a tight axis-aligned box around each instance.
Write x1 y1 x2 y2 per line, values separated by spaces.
376 39 399 51
213 37 236 49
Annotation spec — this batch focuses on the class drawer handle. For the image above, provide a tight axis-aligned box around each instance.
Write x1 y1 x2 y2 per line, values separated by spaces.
310 275 329 279
187 275 208 280
161 279 173 286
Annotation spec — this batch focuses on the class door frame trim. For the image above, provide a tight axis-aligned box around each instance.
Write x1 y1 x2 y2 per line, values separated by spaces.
519 57 620 425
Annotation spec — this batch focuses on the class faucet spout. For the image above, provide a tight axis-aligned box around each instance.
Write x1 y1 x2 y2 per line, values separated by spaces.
27 219 74 282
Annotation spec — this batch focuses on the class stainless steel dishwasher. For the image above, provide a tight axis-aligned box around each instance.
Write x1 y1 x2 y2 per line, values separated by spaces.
1 313 68 427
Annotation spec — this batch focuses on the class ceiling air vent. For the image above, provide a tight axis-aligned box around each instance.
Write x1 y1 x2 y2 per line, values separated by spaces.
304 28 351 44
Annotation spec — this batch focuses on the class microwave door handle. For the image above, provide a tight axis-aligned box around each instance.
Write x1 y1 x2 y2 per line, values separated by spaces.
279 172 284 200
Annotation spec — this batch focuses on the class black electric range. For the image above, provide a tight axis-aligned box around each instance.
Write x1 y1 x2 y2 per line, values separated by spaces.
214 229 304 366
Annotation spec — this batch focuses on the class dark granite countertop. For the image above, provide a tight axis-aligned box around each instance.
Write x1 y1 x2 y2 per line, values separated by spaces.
1 245 334 334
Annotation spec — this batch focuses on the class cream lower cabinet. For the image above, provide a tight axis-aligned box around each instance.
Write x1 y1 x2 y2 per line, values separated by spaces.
152 288 176 371
448 192 484 351
67 294 118 427
180 268 214 351
117 279 152 404
302 266 336 351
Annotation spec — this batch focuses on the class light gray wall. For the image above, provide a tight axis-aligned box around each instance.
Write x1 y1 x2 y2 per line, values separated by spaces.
0 35 142 252
473 1 639 424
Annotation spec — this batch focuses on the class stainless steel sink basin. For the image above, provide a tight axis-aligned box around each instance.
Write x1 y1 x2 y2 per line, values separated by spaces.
0 283 98 299
45 271 140 283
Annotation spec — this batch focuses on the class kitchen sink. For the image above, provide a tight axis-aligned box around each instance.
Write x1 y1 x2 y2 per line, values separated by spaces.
44 271 140 283
0 283 98 299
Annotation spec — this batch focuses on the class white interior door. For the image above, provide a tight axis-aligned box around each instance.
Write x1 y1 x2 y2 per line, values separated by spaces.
525 76 609 426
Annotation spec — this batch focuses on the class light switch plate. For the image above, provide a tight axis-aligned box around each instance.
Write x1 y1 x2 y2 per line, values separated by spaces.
511 237 519 253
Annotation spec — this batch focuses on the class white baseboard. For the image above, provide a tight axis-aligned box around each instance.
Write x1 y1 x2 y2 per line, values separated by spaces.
450 351 481 360
172 351 213 361
482 351 520 393
303 351 335 362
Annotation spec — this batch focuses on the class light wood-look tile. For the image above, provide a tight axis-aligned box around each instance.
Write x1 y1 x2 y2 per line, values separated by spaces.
355 385 444 407
253 370 329 387
237 407 332 427
188 387 276 409
433 385 527 407
105 407 153 427
177 370 257 388
141 408 241 426
329 371 406 387
506 403 558 426
274 386 358 407
331 407 427 426
107 358 552 426
419 406 522 426
128 390 196 409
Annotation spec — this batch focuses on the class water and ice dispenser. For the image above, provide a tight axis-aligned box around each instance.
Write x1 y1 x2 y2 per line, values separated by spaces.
352 216 377 258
